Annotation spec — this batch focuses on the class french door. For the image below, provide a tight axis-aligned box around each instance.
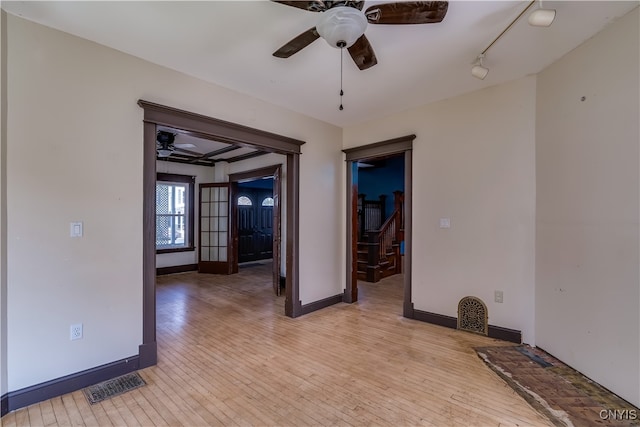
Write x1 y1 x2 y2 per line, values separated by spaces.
198 183 232 274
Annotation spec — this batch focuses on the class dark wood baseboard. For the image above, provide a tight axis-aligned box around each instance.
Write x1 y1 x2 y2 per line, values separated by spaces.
4 355 139 414
1 393 8 418
412 308 458 329
138 342 157 369
488 325 521 344
156 264 197 275
411 308 522 344
299 294 343 316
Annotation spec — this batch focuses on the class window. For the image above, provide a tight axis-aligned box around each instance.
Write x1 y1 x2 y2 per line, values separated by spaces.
261 197 274 207
238 196 252 206
156 173 195 253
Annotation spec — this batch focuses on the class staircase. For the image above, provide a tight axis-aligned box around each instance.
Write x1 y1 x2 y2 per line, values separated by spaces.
356 238 401 282
356 191 404 283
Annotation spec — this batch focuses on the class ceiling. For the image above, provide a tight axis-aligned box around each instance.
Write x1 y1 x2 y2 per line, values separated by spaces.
2 1 637 128
156 125 271 167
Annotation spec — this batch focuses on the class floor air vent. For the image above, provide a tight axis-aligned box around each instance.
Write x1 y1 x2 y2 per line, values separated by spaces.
458 296 488 335
83 372 146 404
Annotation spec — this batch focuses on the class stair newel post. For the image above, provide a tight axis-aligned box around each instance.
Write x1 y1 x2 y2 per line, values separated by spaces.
367 231 381 283
394 190 404 242
358 194 366 240
379 194 387 225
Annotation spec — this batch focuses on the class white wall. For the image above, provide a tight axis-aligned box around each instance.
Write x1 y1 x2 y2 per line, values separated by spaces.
535 7 639 407
344 77 538 344
155 160 213 269
4 14 342 391
0 9 8 399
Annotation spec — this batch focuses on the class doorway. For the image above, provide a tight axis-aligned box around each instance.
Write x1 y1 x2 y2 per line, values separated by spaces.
343 135 414 317
138 100 304 369
230 165 283 296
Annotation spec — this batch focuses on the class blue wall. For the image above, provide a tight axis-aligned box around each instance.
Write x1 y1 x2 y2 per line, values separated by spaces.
357 155 404 217
237 177 273 190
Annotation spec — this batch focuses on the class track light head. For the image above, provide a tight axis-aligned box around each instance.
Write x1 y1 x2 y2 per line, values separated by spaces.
471 55 489 80
529 1 555 27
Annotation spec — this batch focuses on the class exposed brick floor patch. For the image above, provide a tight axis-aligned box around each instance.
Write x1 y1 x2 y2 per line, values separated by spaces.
476 346 639 427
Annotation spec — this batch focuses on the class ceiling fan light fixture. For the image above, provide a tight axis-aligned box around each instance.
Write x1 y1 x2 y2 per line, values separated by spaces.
316 6 368 49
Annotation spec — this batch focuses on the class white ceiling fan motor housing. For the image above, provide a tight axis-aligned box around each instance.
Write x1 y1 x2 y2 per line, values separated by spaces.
316 6 368 49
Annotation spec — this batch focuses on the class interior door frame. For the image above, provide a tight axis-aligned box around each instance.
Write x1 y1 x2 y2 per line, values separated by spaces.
229 164 282 296
342 135 414 317
138 100 305 369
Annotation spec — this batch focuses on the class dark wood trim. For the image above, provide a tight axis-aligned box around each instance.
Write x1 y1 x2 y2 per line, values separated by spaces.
156 264 198 275
403 150 413 317
299 294 344 316
140 100 304 373
1 394 7 418
412 308 522 343
138 342 157 368
226 150 269 163
286 154 301 317
488 325 522 344
156 173 195 184
413 309 458 329
158 156 215 168
344 135 414 309
4 355 139 413
228 165 281 183
138 100 305 154
191 145 240 162
344 162 357 304
142 121 157 368
155 246 195 255
343 135 416 161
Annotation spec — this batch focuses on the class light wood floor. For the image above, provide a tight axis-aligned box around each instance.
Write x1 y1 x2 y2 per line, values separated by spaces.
3 263 552 426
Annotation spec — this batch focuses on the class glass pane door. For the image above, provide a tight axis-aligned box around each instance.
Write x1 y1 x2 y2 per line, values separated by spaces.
199 183 232 274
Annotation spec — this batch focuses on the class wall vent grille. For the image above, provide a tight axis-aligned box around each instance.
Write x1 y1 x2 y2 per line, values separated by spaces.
458 296 488 335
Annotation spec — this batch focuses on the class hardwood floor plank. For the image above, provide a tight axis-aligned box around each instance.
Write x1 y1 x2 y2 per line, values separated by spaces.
13 406 29 426
3 263 553 426
50 397 72 427
39 399 58 427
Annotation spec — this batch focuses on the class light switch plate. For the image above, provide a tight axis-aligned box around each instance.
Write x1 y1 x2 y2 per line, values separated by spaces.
70 222 83 238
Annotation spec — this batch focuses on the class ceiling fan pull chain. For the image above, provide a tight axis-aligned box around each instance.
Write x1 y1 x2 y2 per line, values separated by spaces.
339 48 344 111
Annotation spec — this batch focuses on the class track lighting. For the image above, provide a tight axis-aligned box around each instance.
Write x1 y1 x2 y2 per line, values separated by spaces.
528 1 556 27
471 55 489 80
471 0 555 81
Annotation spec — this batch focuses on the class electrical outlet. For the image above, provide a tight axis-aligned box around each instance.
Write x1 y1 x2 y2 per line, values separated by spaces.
70 323 83 341
494 290 504 303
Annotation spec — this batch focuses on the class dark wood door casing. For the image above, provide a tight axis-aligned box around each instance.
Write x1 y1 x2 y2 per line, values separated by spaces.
342 135 414 314
139 100 305 370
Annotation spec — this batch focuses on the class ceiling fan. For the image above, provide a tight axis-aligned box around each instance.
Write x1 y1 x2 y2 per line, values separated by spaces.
272 1 449 70
156 131 197 158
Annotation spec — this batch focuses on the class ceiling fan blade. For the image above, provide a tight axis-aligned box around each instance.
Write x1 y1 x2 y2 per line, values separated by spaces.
272 1 325 12
365 1 448 25
348 34 377 70
273 27 320 58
